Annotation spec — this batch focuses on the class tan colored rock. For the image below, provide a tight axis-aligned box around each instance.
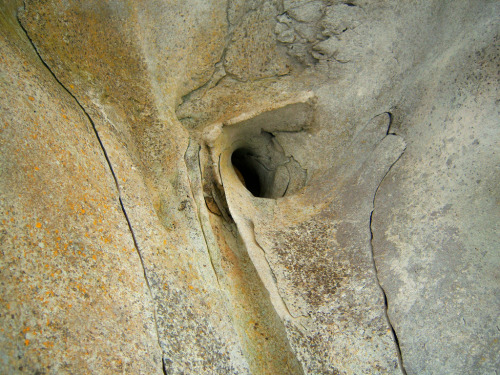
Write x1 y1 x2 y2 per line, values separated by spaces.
0 4 162 373
224 2 290 81
1 0 498 374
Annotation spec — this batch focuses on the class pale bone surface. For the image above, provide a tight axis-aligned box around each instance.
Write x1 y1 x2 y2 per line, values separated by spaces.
0 0 498 374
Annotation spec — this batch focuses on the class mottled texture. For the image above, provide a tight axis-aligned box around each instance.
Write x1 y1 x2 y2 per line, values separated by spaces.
372 14 500 374
8 1 251 373
225 1 290 81
216 110 404 373
0 4 162 373
1 0 499 373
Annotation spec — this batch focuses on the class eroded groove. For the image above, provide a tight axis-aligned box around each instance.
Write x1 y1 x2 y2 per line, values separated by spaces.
183 140 222 288
185 142 305 374
369 146 407 375
16 7 164 366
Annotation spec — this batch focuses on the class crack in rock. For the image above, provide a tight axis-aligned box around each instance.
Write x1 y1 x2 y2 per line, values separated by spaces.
369 139 408 375
16 6 164 370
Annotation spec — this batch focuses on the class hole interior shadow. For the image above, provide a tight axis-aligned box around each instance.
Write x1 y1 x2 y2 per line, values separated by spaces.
231 148 263 197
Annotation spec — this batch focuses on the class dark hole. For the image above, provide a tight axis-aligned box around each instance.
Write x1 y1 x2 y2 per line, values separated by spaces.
231 148 262 197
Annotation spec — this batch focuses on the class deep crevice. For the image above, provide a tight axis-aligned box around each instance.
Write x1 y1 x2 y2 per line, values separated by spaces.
16 6 164 368
369 146 407 375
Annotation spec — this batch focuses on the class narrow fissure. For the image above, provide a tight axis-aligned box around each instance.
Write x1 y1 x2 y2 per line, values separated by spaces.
162 358 168 375
183 140 222 288
16 8 165 369
369 147 407 375
386 112 395 135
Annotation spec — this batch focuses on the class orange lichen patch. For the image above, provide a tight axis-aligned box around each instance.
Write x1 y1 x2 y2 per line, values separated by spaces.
43 341 54 348
28 96 35 101
24 339 30 346
22 327 31 334
35 222 42 228
76 284 87 295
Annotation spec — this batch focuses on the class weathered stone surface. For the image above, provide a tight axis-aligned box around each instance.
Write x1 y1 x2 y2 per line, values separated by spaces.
6 1 251 373
1 0 499 373
135 0 228 107
224 1 290 81
0 3 162 373
372 9 500 374
209 104 404 373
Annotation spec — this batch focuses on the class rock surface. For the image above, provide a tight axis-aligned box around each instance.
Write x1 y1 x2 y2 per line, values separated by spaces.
0 0 498 374
372 11 500 373
0 3 162 373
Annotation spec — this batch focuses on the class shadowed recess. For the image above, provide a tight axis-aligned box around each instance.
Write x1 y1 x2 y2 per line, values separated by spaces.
231 147 265 197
